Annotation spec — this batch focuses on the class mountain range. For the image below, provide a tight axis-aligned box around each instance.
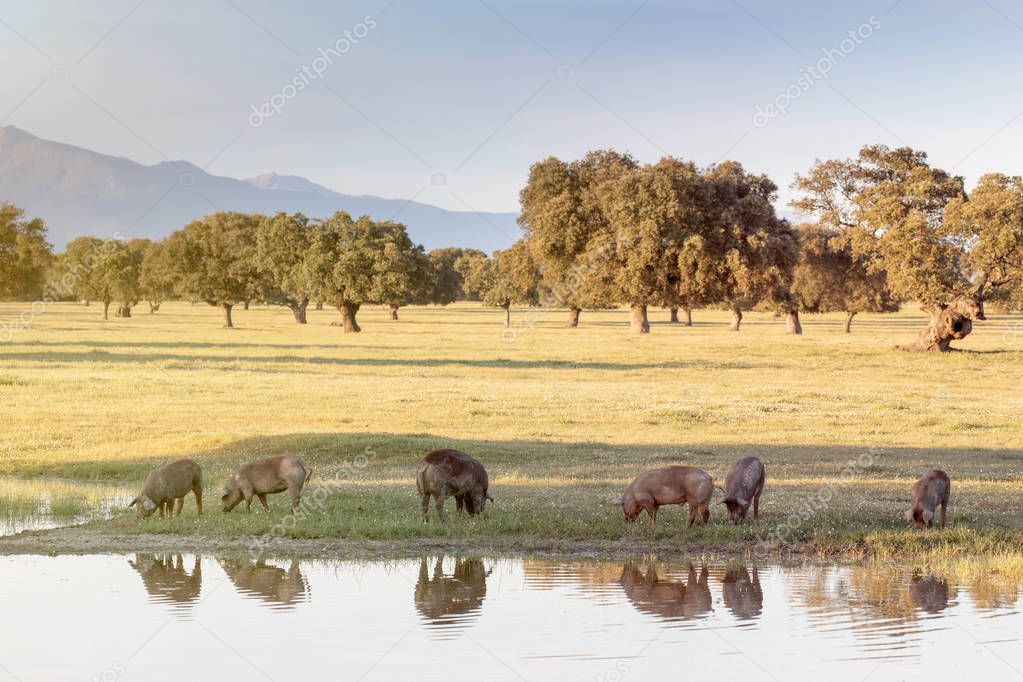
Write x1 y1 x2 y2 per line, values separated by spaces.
0 126 519 252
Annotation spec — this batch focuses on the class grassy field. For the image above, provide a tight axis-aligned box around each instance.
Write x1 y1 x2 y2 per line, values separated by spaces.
0 300 1021 564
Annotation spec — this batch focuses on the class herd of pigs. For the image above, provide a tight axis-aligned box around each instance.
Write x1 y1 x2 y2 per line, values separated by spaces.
129 447 952 530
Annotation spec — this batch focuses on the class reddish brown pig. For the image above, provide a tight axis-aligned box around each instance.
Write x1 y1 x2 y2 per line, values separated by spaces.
721 456 765 524
416 449 491 522
220 455 310 512
905 469 950 529
617 466 714 528
129 459 203 518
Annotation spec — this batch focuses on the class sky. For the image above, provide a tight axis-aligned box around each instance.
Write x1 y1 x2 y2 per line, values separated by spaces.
2 0 1022 215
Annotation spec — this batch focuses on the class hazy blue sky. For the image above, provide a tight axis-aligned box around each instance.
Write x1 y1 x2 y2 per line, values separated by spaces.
2 0 1022 214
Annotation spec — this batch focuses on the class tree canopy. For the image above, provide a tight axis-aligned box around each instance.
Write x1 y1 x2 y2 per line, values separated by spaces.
0 202 52 301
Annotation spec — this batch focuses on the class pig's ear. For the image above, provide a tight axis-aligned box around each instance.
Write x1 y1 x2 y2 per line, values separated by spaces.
128 496 139 508
608 495 625 505
485 493 494 502
921 509 934 523
904 508 915 522
737 497 750 508
142 497 157 512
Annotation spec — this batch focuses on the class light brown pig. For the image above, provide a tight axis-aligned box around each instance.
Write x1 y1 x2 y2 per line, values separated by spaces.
617 466 714 528
416 449 491 522
220 455 311 512
721 456 765 524
129 459 203 518
905 469 950 529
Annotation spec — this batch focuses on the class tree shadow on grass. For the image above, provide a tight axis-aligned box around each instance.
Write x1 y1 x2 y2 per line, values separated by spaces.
14 433 1021 486
0 349 768 371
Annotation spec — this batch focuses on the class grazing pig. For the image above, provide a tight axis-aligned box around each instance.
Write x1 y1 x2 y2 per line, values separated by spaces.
416 449 491 522
129 459 203 518
220 455 311 512
721 456 766 524
617 466 714 528
905 469 950 529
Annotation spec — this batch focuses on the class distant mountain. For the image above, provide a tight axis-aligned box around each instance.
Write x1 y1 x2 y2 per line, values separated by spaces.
0 126 519 252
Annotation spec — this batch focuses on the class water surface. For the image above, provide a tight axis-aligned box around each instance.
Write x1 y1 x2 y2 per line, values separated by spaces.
0 554 1019 681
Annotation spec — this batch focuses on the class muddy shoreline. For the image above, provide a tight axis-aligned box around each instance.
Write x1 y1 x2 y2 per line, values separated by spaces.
0 525 830 560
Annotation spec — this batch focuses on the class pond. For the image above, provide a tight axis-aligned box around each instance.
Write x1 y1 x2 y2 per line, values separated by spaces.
0 554 1019 681
0 477 134 536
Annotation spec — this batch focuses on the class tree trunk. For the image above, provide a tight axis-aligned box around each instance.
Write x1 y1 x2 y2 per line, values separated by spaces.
566 307 581 328
339 303 361 333
899 294 984 352
116 305 132 318
289 298 309 324
243 300 250 311
683 308 693 326
389 305 400 320
148 302 160 314
669 308 679 323
785 309 802 335
315 301 324 311
223 304 234 328
729 306 742 331
630 303 650 334
843 311 855 334
502 303 511 328
102 301 110 320
83 300 90 307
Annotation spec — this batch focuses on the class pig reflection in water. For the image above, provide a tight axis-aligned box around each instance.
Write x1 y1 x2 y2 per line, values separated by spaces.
619 562 712 621
218 559 308 608
909 575 952 613
414 557 491 630
127 554 202 609
722 565 764 620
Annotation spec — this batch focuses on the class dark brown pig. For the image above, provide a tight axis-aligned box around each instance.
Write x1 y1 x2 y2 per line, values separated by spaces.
129 459 203 518
617 465 714 527
416 449 491 522
905 469 950 529
721 456 765 524
220 455 310 512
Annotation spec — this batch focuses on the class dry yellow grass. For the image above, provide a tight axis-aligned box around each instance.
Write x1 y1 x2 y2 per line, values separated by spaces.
0 300 1020 559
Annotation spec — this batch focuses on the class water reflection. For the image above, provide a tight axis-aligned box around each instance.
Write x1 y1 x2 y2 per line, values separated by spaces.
414 557 491 637
618 561 713 622
219 558 309 610
5 554 1021 680
908 575 952 614
722 565 764 621
127 554 202 612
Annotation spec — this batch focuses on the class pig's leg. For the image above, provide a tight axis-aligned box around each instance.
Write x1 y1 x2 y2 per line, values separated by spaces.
193 483 203 516
289 488 301 512
435 492 447 522
174 497 184 516
257 493 269 511
939 501 947 529
753 490 761 519
158 502 166 518
420 492 431 522
455 494 465 513
687 503 697 528
646 503 657 527
239 480 254 513
700 503 710 525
